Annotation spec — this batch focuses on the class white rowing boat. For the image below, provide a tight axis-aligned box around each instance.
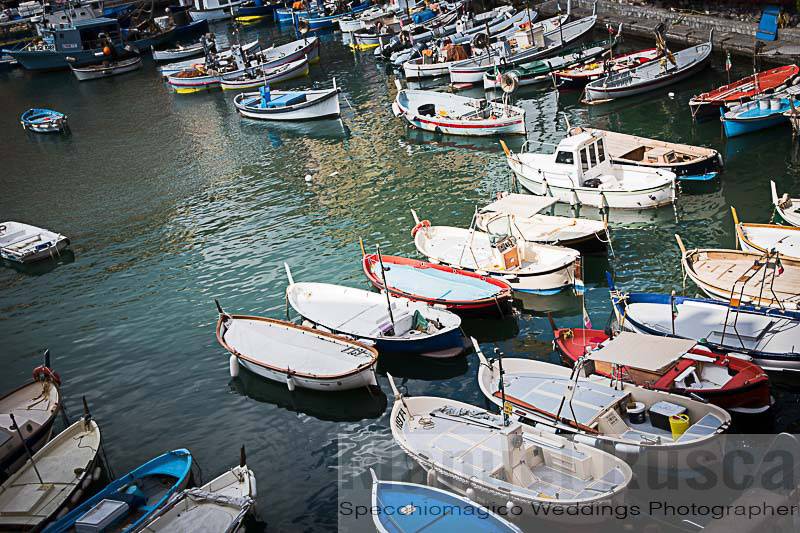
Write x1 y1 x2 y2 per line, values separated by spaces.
233 81 341 121
220 55 309 90
70 55 142 81
771 180 800 227
732 207 800 261
0 221 70 264
152 41 204 63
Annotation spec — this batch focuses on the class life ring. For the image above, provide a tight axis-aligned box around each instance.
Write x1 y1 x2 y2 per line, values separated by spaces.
411 220 431 237
32 365 61 386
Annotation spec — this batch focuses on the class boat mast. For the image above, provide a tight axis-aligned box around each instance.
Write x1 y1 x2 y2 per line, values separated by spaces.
376 244 396 336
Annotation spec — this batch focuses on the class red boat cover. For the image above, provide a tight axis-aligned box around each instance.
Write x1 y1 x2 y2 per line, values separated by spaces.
694 64 799 104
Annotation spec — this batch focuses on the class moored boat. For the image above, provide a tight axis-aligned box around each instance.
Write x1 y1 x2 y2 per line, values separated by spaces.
732 206 800 260
675 234 800 310
0 221 70 264
0 416 101 531
295 0 371 31
361 252 514 317
500 131 677 210
215 302 379 391
233 81 341 121
771 180 800 227
392 88 526 136
553 326 771 413
19 108 67 134
607 274 800 374
152 41 204 62
285 264 467 357
554 47 660 88
411 211 583 295
219 55 309 90
721 91 796 138
189 0 245 22
70 55 143 81
689 64 800 119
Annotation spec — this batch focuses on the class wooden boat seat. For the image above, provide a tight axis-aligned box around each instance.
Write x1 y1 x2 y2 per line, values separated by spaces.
264 93 307 108
4 234 42 251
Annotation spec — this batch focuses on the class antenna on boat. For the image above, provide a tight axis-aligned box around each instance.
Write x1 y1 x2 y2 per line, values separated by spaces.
376 245 396 336
495 346 510 427
9 413 44 484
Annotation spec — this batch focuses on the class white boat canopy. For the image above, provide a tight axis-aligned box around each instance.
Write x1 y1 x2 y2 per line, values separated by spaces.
587 332 697 373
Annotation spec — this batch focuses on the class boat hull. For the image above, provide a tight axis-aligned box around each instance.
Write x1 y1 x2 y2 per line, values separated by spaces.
189 1 245 22
70 56 142 81
0 237 69 263
392 101 525 136
220 59 309 90
722 112 789 138
235 89 341 121
238 356 377 390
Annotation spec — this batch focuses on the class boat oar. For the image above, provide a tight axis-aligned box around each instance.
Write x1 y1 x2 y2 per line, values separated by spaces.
376 245 396 336
9 413 44 485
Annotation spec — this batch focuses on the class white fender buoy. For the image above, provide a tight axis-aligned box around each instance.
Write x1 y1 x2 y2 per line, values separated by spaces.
71 489 83 504
426 469 437 486
81 476 92 490
93 466 102 481
250 471 257 497
506 500 515 512
668 92 675 98
615 442 641 456
229 355 240 378
465 487 475 500
304 174 313 183
286 374 296 392
573 434 598 447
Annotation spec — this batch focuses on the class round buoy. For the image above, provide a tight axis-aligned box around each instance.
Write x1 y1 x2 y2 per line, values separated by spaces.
250 473 257 497
229 355 240 378
286 374 296 391
506 500 515 512
93 466 102 481
304 174 312 183
465 487 475 500
668 92 675 98
426 469 437 486
103 46 112 56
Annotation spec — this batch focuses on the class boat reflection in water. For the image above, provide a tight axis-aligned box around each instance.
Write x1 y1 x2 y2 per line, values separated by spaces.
2 249 75 276
238 117 350 147
461 313 520 343
377 352 469 381
230 366 387 422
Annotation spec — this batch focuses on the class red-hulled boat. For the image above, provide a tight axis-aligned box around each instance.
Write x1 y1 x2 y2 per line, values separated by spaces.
362 253 514 317
689 64 800 119
554 48 660 89
552 326 771 413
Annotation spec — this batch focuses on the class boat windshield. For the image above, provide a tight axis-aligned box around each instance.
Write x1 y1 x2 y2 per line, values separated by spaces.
555 151 573 165
596 139 606 163
580 148 590 172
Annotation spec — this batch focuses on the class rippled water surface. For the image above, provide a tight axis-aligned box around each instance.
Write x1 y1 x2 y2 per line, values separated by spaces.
2 21 800 532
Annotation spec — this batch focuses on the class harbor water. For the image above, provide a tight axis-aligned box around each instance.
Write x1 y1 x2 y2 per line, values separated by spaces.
1 22 800 531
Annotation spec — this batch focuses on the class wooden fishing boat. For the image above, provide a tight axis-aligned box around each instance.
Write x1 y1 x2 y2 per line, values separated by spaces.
474 193 610 252
157 39 260 77
771 180 800 227
295 0 371 31
607 274 800 374
392 89 526 136
448 11 596 86
553 326 771 413
675 234 800 310
219 55 309 90
19 108 67 134
370 469 523 533
554 48 660 88
233 0 283 23
483 32 619 90
0 416 101 530
70 55 142 81
500 131 677 210
0 221 70 264
569 126 723 179
411 211 583 295
274 6 316 23
134 450 255 532
387 377 633 521
732 207 800 260
44 449 192 533
188 0 245 22
721 91 796 138
361 253 513 317
583 36 712 104
151 41 204 62
689 64 799 119
0 355 60 482
285 264 466 358
475 344 731 455
233 81 341 121
215 303 379 391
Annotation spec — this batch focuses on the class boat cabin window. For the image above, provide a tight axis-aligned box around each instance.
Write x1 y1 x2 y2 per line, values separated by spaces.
555 151 574 165
580 148 590 172
596 139 606 163
589 144 598 166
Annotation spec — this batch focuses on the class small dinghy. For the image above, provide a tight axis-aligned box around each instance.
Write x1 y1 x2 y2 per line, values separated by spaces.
220 55 309 90
569 126 722 179
676 234 800 310
500 131 676 210
553 325 771 413
554 47 660 88
135 449 255 532
607 274 800 374
151 41 204 62
732 207 800 260
0 415 101 530
0 353 61 482
284 264 466 358
70 55 143 81
157 39 260 77
387 376 633 520
721 89 797 138
689 64 799 119
475 343 731 455
392 88 526 136
475 193 610 252
583 32 712 104
215 301 379 391
19 108 67 134
370 469 522 533
45 449 192 533
771 180 800 227
233 80 341 121
0 221 70 264
411 211 582 295
361 251 513 317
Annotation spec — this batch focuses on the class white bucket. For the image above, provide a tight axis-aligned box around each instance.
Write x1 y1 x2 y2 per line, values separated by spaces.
770 99 782 111
759 99 769 110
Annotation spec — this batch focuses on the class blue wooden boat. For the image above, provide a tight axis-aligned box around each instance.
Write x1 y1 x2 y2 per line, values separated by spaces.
43 449 193 533
721 93 794 138
371 470 523 533
20 108 68 133
274 6 316 22
295 0 371 31
607 273 800 374
235 0 285 22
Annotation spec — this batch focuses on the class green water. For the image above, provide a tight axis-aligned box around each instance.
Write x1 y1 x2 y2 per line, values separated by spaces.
1 22 799 531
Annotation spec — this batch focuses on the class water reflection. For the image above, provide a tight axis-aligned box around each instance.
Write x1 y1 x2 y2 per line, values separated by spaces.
376 352 469 381
1 250 76 277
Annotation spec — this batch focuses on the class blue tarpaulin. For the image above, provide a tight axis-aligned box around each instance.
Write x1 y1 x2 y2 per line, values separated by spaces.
756 5 780 41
